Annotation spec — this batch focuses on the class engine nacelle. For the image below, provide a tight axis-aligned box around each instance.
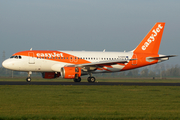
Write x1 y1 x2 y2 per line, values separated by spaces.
61 67 81 79
42 72 60 79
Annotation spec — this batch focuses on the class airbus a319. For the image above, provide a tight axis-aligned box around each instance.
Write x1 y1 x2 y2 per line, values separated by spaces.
2 23 176 82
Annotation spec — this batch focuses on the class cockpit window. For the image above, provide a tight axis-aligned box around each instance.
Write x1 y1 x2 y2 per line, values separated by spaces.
10 55 22 59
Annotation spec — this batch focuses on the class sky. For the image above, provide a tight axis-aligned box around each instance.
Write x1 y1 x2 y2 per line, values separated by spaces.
0 0 180 66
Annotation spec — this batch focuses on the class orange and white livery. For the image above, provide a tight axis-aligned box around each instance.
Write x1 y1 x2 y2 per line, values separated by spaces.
2 23 176 82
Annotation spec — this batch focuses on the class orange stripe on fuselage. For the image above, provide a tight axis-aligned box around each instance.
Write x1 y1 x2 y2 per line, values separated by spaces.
13 50 91 64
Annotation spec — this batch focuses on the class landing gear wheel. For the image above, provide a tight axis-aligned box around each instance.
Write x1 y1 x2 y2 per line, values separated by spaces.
26 77 31 82
87 77 96 83
74 77 81 82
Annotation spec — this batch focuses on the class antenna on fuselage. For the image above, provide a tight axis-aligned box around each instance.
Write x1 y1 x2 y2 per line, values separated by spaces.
30 48 32 51
103 49 106 52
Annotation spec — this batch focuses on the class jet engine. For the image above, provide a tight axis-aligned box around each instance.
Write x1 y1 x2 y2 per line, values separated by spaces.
61 67 81 79
42 72 60 79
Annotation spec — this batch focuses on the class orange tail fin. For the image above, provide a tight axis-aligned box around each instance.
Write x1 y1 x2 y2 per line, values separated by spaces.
133 22 165 54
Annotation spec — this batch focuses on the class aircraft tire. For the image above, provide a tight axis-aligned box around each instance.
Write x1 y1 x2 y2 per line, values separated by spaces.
74 77 81 82
26 77 31 82
87 77 96 83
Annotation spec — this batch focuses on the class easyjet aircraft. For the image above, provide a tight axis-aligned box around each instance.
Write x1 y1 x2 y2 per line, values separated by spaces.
2 22 176 82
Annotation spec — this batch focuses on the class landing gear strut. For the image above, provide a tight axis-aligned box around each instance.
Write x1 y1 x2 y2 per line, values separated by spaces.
87 73 96 83
26 71 32 82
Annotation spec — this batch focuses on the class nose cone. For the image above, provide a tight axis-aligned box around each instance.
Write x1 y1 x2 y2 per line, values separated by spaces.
2 59 14 70
2 60 9 69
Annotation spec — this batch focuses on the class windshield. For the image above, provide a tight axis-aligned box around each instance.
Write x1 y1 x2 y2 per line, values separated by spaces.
10 55 22 59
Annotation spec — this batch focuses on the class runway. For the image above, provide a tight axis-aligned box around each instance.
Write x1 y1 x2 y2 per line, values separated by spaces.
0 81 180 86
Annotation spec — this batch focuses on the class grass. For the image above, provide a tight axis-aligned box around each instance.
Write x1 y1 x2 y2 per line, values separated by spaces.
0 85 180 119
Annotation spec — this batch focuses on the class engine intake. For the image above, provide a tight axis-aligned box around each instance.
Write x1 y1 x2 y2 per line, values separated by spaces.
61 67 81 79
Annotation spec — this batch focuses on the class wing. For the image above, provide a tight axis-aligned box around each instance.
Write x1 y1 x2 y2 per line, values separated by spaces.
66 59 136 70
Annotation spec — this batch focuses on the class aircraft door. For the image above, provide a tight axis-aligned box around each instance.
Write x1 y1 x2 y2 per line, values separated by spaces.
28 52 35 64
69 56 78 63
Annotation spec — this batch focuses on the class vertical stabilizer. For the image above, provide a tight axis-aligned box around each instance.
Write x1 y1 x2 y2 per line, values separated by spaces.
133 22 165 54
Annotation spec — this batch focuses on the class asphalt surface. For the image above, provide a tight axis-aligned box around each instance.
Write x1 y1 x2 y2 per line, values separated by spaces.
0 81 180 86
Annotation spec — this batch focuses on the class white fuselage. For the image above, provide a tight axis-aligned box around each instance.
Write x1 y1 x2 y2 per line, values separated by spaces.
2 51 133 75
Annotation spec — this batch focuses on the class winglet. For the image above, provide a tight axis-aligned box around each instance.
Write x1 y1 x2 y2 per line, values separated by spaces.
133 23 165 54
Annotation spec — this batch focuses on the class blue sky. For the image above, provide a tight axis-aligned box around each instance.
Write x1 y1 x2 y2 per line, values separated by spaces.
0 0 179 65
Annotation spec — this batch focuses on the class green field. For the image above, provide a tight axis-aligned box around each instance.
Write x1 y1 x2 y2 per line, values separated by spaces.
0 84 180 120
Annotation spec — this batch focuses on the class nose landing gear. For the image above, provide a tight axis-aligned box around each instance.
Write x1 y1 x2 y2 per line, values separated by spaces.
26 71 32 82
26 77 31 82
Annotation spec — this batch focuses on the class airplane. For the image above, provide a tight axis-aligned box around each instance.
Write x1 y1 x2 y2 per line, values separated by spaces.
2 22 176 82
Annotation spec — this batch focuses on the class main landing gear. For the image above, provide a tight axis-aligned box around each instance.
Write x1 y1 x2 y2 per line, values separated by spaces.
73 73 96 83
87 77 96 83
26 71 32 82
73 77 81 82
87 73 96 83
73 76 96 83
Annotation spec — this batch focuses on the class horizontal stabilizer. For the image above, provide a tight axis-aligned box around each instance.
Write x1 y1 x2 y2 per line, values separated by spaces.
148 55 177 60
